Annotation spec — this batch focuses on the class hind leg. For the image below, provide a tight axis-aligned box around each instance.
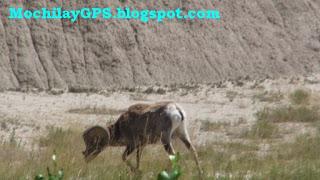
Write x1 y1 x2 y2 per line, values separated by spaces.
179 135 201 172
177 123 203 176
163 143 175 155
161 131 176 170
161 131 175 155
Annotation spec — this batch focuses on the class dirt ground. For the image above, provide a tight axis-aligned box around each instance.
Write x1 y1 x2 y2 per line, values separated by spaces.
1 74 320 150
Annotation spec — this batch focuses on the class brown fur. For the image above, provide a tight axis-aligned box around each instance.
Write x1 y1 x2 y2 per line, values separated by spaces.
82 101 202 175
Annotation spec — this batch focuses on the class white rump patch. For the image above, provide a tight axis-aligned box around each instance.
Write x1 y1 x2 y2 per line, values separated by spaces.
165 103 183 134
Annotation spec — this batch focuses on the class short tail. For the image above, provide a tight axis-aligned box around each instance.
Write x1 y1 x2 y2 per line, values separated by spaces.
175 104 186 121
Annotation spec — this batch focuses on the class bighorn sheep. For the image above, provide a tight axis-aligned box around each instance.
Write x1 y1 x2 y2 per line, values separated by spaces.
82 101 202 174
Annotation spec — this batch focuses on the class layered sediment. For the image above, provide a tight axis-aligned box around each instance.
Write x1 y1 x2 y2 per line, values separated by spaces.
0 0 319 90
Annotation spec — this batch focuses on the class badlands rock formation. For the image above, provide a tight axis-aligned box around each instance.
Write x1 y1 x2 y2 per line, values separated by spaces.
0 0 319 90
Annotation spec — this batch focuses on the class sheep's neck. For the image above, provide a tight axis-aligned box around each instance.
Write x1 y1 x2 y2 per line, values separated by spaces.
107 124 124 146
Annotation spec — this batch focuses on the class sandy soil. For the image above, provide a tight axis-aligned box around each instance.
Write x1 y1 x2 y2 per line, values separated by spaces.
1 74 320 149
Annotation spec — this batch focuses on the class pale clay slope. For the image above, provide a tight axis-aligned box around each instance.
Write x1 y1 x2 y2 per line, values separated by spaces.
0 0 320 90
1 74 320 149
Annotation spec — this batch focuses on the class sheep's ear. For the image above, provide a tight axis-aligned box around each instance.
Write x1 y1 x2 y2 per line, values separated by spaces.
82 126 109 162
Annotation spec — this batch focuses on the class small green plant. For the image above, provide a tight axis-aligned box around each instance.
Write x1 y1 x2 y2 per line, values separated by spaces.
158 153 182 180
35 152 64 180
226 90 238 102
289 89 310 105
244 119 278 139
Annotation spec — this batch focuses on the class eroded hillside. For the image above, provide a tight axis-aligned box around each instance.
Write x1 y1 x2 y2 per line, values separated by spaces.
0 0 320 90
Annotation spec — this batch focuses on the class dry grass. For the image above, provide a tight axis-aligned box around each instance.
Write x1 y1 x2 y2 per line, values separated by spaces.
0 127 132 179
1 125 320 179
199 132 320 179
253 91 284 102
256 106 319 123
242 119 279 139
0 127 201 179
129 93 149 101
242 102 320 139
67 106 125 115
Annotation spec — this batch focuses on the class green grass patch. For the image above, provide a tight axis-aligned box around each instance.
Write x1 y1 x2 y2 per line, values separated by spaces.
257 134 320 180
256 106 319 123
197 142 261 178
200 120 230 132
2 125 320 179
243 119 279 139
289 89 310 105
200 134 320 179
0 127 202 179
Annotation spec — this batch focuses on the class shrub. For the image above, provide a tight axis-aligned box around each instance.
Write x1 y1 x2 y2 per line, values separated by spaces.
253 91 284 102
158 153 182 180
289 89 310 105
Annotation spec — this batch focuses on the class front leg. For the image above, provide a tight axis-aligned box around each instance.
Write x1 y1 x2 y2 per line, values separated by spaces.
122 145 136 171
179 136 202 177
136 146 144 169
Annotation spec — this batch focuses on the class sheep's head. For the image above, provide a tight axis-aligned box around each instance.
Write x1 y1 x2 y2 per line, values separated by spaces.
82 126 110 163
